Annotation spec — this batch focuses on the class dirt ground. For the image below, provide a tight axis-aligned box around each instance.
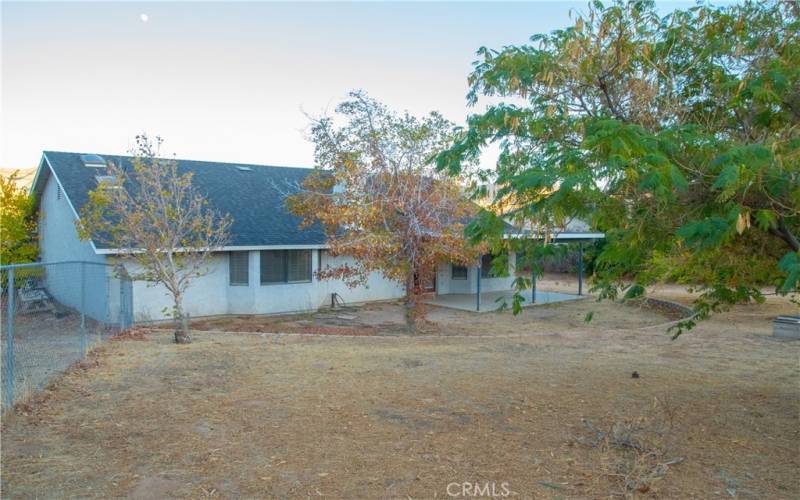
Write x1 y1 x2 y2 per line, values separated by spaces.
1 279 798 499
1 309 117 409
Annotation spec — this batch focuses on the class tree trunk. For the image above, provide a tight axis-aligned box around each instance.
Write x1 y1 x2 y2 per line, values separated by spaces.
777 217 800 252
173 295 192 344
404 274 419 333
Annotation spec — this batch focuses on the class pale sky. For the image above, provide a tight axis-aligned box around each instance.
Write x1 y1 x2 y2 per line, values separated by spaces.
1 1 724 170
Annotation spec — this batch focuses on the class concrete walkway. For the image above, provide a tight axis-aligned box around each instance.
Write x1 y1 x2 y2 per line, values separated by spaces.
424 289 581 313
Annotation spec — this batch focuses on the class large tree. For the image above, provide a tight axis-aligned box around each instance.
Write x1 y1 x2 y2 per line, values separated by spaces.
288 91 478 331
0 170 37 266
437 0 799 335
78 135 231 344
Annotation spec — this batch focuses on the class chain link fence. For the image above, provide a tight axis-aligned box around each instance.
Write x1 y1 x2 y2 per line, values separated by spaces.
1 261 133 410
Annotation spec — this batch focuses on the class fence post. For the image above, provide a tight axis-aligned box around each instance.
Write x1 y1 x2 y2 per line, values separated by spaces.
80 262 87 354
5 267 15 407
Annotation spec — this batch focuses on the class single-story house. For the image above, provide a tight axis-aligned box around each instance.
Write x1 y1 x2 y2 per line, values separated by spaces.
32 151 580 321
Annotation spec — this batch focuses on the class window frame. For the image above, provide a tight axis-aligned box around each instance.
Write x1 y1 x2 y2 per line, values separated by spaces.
228 251 250 286
260 249 313 285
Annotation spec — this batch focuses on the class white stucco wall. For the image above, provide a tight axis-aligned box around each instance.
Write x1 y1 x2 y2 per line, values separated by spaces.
318 251 406 306
435 252 517 295
125 249 406 321
124 254 230 322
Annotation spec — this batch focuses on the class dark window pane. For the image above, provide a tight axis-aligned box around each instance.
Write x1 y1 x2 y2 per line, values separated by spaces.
287 250 312 282
229 252 249 285
481 254 495 278
452 264 468 280
260 250 286 284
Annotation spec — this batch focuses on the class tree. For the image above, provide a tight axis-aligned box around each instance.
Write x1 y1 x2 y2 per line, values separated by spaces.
0 170 37 266
437 0 799 335
78 135 231 344
288 91 479 331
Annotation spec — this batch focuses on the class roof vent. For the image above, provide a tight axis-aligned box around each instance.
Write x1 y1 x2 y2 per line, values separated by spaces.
81 154 106 168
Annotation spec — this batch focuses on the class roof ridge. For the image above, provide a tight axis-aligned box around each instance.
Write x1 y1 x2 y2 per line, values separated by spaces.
42 150 314 171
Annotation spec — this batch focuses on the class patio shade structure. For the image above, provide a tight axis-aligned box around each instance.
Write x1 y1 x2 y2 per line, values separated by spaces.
475 229 605 312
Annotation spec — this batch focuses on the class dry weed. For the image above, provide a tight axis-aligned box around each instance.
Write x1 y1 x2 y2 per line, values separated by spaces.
576 396 687 497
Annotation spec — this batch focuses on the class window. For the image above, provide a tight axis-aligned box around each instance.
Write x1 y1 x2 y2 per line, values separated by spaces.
260 250 285 284
261 250 312 284
287 250 312 282
229 252 249 285
452 264 468 280
481 254 500 278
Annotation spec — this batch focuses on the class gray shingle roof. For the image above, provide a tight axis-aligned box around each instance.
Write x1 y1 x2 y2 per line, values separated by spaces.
40 151 327 249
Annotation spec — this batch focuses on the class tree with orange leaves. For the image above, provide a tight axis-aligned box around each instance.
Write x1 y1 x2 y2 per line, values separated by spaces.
288 91 478 331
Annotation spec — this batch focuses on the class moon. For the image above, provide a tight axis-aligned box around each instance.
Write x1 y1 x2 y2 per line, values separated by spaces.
140 13 149 23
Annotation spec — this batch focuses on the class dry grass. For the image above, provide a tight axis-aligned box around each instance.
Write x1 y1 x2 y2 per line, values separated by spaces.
1 284 798 499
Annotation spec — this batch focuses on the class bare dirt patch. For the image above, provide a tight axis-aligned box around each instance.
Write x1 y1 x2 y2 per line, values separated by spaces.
1 285 798 499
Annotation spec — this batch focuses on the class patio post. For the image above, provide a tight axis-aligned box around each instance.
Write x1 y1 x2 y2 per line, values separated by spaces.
578 243 584 296
476 263 481 312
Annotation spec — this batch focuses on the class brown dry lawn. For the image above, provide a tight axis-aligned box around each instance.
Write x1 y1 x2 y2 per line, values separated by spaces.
1 280 798 499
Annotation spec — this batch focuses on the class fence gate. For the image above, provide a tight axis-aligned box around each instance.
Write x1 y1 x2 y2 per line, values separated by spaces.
1 261 133 409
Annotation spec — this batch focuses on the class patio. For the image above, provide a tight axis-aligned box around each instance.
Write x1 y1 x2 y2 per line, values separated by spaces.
424 289 582 313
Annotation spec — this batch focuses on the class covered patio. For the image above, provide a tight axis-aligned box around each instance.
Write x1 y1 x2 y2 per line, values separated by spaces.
430 227 604 313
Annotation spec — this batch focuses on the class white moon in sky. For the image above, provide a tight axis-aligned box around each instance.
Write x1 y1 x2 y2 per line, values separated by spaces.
140 13 149 22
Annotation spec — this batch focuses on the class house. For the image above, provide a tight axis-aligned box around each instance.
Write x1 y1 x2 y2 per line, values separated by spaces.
30 151 539 321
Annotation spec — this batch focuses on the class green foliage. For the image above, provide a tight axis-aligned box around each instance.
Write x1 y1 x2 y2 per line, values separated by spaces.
0 171 37 266
778 252 800 294
439 0 800 329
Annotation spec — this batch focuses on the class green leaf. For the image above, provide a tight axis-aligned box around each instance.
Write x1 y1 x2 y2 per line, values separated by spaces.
712 163 739 190
753 209 776 231
778 252 800 294
676 217 731 249
623 284 645 300
667 164 688 192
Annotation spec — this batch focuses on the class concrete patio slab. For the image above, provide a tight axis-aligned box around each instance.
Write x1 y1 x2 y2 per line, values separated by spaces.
424 289 581 313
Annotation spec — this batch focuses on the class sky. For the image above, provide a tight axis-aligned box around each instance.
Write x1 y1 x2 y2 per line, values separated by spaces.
1 1 723 170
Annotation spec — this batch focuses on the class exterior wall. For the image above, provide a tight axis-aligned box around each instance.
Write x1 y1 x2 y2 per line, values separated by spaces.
436 252 517 295
318 251 406 306
127 249 405 321
38 172 111 321
125 254 230 322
